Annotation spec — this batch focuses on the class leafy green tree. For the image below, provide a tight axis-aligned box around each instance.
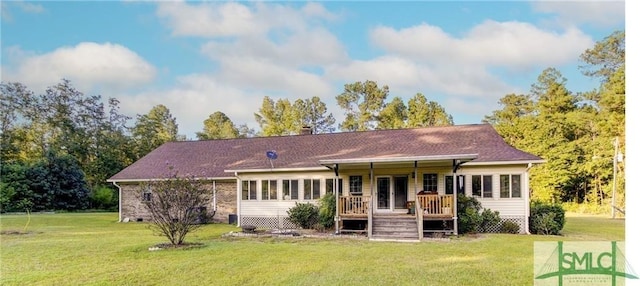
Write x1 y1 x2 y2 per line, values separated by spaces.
236 123 257 138
483 93 534 147
407 93 453 127
293 96 336 134
336 80 389 131
196 111 239 140
377 96 407 129
254 96 300 136
132 104 179 158
579 30 624 83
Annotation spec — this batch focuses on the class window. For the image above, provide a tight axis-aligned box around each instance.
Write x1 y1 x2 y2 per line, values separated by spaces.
500 174 522 198
349 176 362 195
304 179 321 200
445 175 465 195
142 191 152 202
282 179 298 200
261 180 277 200
422 173 438 193
472 175 492 198
242 180 257 200
326 178 343 196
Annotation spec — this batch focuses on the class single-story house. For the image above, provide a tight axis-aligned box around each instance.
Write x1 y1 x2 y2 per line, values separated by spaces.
108 124 543 240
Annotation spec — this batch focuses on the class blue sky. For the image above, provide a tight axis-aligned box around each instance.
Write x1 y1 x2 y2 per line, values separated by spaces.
1 1 626 139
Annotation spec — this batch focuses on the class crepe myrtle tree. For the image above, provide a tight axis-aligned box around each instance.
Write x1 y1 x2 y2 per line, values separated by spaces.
141 167 212 246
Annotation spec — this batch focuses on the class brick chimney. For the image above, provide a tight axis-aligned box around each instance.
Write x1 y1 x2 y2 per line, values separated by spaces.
300 126 313 135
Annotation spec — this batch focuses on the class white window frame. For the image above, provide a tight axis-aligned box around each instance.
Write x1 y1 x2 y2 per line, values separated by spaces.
471 175 493 198
282 179 299 200
261 179 278 201
242 180 257 201
499 174 522 198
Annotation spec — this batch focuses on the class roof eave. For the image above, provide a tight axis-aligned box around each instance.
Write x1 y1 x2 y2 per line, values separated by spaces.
318 154 479 165
462 159 545 166
106 176 236 183
224 166 331 174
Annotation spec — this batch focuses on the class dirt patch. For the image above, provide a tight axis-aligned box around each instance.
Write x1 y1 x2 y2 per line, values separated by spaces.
149 242 206 251
0 230 34 235
224 228 367 240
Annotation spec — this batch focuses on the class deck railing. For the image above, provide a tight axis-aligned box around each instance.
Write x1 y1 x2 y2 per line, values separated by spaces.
417 194 454 217
339 196 371 217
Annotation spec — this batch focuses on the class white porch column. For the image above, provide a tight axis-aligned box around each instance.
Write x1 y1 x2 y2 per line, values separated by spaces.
368 162 373 238
453 160 459 236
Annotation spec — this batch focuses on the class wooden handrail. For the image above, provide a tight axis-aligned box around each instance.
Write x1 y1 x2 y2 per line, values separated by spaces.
417 194 454 217
339 196 371 216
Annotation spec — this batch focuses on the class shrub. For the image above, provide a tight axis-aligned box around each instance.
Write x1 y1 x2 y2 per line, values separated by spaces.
500 221 520 234
457 194 503 234
457 194 482 234
529 201 565 235
287 202 319 229
479 209 501 233
318 193 336 229
90 186 118 211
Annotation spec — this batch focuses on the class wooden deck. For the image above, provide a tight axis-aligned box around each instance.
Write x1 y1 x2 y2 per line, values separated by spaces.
337 195 455 237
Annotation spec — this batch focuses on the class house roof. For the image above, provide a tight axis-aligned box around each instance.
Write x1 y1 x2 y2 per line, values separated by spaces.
108 124 542 181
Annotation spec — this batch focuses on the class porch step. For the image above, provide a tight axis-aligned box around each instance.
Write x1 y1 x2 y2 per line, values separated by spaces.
371 216 418 240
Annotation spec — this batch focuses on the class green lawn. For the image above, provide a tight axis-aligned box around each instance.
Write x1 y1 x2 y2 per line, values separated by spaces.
0 212 625 286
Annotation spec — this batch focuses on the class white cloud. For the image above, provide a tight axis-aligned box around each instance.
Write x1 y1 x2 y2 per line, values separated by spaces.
120 74 269 139
156 1 257 37
156 2 340 38
370 21 594 71
531 1 625 28
1 1 45 22
1 42 156 93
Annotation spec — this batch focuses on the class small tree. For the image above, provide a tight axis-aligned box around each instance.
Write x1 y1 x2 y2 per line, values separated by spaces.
141 168 212 246
318 193 336 229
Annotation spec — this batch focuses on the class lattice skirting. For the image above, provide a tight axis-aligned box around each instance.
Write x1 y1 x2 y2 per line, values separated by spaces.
240 216 298 229
483 216 526 234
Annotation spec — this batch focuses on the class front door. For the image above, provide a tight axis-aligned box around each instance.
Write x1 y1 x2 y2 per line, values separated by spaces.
376 176 408 212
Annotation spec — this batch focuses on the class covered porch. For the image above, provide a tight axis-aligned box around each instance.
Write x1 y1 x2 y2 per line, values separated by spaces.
320 154 477 240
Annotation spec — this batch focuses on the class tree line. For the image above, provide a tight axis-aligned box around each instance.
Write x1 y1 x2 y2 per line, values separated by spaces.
0 30 624 214
0 77 452 212
485 30 625 213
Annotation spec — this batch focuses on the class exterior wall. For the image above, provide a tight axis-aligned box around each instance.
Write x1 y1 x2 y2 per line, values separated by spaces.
458 164 530 233
116 179 237 224
235 164 531 232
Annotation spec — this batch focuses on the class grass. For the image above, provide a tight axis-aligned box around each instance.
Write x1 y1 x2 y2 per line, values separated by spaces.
0 212 625 286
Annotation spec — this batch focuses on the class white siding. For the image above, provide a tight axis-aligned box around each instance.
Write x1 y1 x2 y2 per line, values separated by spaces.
236 163 532 222
476 199 527 216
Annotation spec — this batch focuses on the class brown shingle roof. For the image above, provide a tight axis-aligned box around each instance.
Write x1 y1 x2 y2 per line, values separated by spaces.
108 124 541 181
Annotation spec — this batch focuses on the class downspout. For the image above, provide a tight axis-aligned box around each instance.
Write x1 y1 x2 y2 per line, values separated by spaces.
234 172 241 227
112 181 122 222
525 163 533 234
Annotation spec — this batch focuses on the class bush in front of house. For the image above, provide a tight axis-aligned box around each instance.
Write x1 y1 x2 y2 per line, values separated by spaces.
457 194 503 234
287 202 319 229
318 193 336 229
457 194 482 234
500 221 521 234
479 209 501 232
529 201 565 235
